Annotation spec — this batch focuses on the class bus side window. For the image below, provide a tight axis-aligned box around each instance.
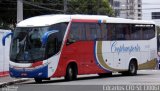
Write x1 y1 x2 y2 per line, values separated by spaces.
108 24 116 40
96 24 101 40
115 24 125 40
67 23 85 44
67 23 78 44
106 24 112 40
101 24 108 40
85 23 101 40
143 25 155 40
125 24 131 40
131 24 141 40
85 23 93 40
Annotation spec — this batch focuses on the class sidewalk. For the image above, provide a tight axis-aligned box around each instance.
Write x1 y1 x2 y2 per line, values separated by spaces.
0 76 29 88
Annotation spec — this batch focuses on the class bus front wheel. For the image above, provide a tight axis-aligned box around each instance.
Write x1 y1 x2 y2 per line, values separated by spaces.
65 64 77 81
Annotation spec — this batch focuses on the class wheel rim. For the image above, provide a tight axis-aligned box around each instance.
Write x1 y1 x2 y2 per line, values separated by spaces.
69 67 73 79
130 63 135 74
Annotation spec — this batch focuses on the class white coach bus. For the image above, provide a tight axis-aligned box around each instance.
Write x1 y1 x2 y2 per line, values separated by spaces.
2 15 157 82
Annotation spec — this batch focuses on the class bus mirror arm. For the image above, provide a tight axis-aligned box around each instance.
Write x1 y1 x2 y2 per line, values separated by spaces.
2 32 13 46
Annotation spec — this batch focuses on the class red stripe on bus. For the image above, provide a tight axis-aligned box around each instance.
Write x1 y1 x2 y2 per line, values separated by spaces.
31 61 43 67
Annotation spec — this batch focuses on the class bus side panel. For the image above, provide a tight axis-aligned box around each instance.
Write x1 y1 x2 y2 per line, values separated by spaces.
52 41 106 77
138 38 157 69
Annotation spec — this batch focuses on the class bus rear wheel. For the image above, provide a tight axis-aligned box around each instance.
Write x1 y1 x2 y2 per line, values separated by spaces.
34 78 42 83
65 64 77 81
128 61 137 75
122 61 137 76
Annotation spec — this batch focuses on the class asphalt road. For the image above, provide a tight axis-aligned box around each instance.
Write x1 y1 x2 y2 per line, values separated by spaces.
1 70 160 91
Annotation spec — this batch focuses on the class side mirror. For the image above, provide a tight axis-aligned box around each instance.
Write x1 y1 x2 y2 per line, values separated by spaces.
8 27 14 32
41 30 58 46
2 32 13 46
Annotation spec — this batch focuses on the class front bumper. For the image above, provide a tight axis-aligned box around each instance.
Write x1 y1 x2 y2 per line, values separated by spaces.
9 65 48 78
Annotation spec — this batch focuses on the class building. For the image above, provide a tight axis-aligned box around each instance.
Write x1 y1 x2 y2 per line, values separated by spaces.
109 0 120 17
109 0 142 20
142 0 160 25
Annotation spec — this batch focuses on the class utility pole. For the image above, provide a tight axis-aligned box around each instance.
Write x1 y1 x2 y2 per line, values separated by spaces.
64 0 67 14
17 0 23 23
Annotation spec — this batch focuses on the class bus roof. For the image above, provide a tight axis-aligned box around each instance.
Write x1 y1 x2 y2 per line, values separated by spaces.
17 14 155 27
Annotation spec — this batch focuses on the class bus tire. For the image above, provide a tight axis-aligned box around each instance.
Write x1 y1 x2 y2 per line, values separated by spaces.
128 61 137 76
65 64 77 81
34 78 42 83
122 61 137 76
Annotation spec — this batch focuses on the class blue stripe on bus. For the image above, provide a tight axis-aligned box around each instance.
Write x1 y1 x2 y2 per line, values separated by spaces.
93 41 111 72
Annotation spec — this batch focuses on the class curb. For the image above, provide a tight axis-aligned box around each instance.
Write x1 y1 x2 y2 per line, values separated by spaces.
0 78 30 88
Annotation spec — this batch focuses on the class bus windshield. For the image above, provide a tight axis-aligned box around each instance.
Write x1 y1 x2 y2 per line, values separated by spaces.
10 22 68 63
10 27 48 63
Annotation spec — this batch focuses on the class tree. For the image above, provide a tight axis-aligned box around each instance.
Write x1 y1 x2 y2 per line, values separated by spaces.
0 0 114 28
67 0 114 16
